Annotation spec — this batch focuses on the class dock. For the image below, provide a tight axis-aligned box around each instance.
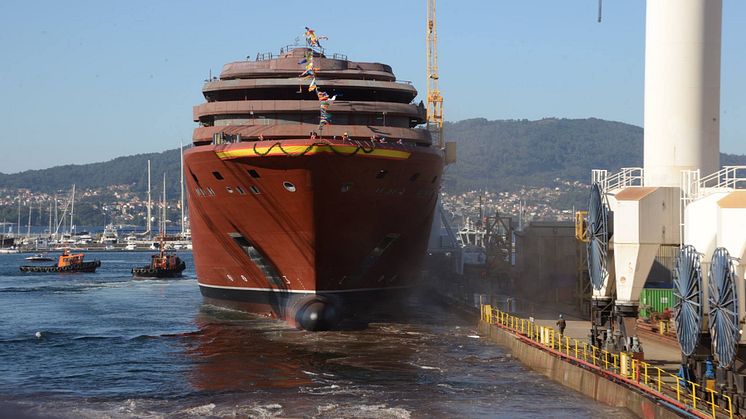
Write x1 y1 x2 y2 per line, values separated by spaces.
478 303 734 418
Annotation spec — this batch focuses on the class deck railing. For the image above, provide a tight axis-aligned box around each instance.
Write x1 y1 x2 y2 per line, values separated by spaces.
480 305 733 419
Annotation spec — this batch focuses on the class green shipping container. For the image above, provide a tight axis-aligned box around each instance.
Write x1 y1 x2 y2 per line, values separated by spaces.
639 288 677 318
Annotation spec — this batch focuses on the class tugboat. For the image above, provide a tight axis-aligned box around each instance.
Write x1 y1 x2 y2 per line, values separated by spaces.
20 249 101 273
132 240 186 279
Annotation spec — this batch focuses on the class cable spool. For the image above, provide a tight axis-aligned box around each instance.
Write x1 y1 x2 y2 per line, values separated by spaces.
587 183 610 291
674 245 703 356
709 247 739 368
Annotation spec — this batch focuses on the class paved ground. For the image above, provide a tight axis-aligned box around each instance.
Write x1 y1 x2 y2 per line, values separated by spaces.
491 295 681 372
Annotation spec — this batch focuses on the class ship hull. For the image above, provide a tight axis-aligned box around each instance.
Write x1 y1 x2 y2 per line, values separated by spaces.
184 139 443 329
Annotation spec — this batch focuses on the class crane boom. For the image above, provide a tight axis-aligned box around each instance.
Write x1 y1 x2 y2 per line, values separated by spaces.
426 0 444 149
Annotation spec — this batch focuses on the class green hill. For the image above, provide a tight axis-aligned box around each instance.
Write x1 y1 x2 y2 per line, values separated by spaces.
443 118 746 193
1 118 744 196
0 149 182 196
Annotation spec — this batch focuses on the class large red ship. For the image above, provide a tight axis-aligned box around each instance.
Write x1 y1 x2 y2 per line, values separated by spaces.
184 34 444 329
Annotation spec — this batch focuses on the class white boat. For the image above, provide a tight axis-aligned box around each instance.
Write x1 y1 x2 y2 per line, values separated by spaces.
125 244 136 251
25 253 53 262
99 224 119 245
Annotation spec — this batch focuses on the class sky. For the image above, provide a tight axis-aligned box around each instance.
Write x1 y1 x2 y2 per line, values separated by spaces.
0 0 744 173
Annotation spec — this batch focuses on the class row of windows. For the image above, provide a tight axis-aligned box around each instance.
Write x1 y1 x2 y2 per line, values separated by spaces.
206 113 416 128
204 87 415 104
211 169 435 184
195 170 436 198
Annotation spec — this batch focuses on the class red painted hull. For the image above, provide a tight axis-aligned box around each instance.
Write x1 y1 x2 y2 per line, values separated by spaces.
185 138 443 327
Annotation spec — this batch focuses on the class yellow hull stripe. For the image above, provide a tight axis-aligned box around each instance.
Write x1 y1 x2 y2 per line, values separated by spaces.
215 144 411 160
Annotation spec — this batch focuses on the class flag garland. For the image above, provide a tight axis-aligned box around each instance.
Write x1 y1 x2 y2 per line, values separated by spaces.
300 27 335 130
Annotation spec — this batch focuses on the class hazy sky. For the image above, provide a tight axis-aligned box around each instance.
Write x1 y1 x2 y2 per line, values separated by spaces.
1 1 744 173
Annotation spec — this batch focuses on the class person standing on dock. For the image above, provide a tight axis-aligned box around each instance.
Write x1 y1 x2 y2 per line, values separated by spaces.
556 314 566 336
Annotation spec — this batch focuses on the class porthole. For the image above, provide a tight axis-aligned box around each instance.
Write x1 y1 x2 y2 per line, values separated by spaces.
248 169 261 178
341 182 353 193
376 170 388 179
226 186 234 193
212 171 224 180
240 275 248 282
207 187 215 196
283 181 297 192
226 274 234 282
236 186 245 195
431 175 438 183
249 185 261 194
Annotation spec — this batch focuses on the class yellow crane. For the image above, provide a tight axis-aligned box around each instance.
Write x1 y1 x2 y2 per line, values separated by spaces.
426 0 444 149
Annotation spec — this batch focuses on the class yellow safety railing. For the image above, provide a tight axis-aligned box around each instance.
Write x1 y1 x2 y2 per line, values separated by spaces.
480 305 733 419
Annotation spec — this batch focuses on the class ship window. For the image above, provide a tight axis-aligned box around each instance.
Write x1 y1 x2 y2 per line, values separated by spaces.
376 170 388 179
226 186 234 193
226 274 234 282
190 171 199 183
341 182 353 193
212 171 224 180
249 185 261 194
240 274 248 282
282 181 296 192
431 176 438 183
207 187 215 196
410 173 420 182
248 169 261 178
236 186 245 195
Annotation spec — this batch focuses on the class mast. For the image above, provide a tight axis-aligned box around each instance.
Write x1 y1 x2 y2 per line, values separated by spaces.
27 205 31 237
180 141 185 237
147 160 152 239
48 200 52 238
162 172 167 237
69 184 75 235
53 194 58 239
16 197 20 237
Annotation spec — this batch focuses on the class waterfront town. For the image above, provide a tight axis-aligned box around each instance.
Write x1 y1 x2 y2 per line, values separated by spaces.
0 178 588 241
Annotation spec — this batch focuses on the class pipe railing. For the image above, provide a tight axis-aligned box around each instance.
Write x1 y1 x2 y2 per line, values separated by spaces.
480 305 733 419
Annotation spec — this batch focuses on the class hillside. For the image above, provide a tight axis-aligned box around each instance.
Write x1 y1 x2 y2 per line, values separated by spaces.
443 117 746 193
2 118 745 196
0 149 182 196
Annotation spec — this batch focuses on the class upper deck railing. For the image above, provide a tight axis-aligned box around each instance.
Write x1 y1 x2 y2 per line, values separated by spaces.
591 167 644 192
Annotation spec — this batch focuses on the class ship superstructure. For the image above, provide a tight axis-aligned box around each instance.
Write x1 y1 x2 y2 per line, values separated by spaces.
184 34 444 329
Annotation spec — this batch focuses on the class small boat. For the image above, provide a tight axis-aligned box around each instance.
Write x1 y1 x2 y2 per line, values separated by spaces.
20 249 101 273
25 253 54 262
132 241 186 279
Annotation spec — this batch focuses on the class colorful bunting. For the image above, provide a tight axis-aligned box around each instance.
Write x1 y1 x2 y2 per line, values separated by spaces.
300 27 335 130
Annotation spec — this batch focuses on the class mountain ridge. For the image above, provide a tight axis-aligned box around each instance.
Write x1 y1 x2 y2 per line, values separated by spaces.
1 118 744 196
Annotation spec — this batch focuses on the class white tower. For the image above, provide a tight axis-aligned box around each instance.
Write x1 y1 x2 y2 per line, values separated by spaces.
643 0 722 186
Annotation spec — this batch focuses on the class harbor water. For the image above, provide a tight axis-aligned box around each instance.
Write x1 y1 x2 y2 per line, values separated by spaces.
0 252 633 418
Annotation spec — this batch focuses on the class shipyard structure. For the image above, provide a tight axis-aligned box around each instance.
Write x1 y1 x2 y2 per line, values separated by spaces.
585 0 746 410
184 42 444 330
